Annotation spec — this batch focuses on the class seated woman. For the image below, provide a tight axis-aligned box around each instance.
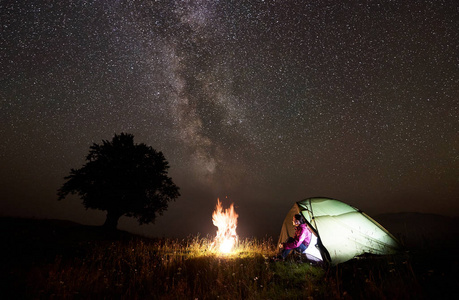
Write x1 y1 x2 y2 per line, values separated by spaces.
278 214 312 259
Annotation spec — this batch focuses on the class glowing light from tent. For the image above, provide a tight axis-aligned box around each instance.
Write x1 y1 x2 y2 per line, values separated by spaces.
212 198 238 254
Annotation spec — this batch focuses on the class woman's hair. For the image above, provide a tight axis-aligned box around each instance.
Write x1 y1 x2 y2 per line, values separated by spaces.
294 214 306 224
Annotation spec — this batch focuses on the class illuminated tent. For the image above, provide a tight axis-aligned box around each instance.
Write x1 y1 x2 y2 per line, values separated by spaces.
278 197 400 265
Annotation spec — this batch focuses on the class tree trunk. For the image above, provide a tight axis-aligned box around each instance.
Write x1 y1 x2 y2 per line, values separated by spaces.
103 210 122 230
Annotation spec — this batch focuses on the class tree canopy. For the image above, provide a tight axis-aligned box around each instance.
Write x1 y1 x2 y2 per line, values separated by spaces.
58 133 180 229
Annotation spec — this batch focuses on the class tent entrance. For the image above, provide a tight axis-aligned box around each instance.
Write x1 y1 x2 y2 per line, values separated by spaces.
302 234 323 262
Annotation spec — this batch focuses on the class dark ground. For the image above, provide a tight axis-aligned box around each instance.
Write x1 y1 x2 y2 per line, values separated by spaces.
1 214 458 299
0 217 148 299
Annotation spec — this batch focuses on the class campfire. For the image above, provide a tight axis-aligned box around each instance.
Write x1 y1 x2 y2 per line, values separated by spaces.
212 198 238 254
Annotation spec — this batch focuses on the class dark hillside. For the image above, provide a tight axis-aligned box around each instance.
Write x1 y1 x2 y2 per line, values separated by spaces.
1 217 150 262
374 212 459 250
1 216 458 299
0 217 151 298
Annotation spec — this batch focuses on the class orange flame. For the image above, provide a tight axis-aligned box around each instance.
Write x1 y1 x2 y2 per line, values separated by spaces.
212 198 238 254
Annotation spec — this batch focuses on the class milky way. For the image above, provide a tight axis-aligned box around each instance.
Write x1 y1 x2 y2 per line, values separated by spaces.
1 0 458 237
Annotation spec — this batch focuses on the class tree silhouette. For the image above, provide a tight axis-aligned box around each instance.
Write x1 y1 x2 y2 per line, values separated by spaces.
58 133 180 230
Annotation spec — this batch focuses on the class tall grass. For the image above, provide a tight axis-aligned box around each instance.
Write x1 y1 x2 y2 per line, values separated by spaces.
27 236 283 299
21 235 433 299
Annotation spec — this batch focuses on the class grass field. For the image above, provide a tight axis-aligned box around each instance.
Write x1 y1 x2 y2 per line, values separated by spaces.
1 217 458 299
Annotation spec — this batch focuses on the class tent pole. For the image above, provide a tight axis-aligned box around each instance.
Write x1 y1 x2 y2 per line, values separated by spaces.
305 198 332 264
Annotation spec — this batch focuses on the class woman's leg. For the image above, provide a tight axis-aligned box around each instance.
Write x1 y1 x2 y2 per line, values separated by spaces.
298 243 307 253
281 248 292 258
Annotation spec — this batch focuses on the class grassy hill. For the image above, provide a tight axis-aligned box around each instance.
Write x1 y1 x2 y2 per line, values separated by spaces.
1 216 458 299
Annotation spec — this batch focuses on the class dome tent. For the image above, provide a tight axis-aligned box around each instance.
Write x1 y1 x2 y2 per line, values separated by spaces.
278 197 400 265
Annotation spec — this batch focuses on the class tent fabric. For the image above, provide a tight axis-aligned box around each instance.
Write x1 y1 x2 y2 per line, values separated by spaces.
278 197 399 265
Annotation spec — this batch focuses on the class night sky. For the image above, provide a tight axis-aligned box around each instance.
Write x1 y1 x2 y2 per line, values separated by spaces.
1 0 458 238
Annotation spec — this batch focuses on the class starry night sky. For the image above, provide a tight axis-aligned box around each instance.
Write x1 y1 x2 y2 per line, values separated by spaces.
1 0 458 238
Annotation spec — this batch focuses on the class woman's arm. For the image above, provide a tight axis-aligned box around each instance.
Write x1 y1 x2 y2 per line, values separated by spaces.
283 226 307 250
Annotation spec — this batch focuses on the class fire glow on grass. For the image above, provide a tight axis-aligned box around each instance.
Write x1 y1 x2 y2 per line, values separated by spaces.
212 198 238 254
